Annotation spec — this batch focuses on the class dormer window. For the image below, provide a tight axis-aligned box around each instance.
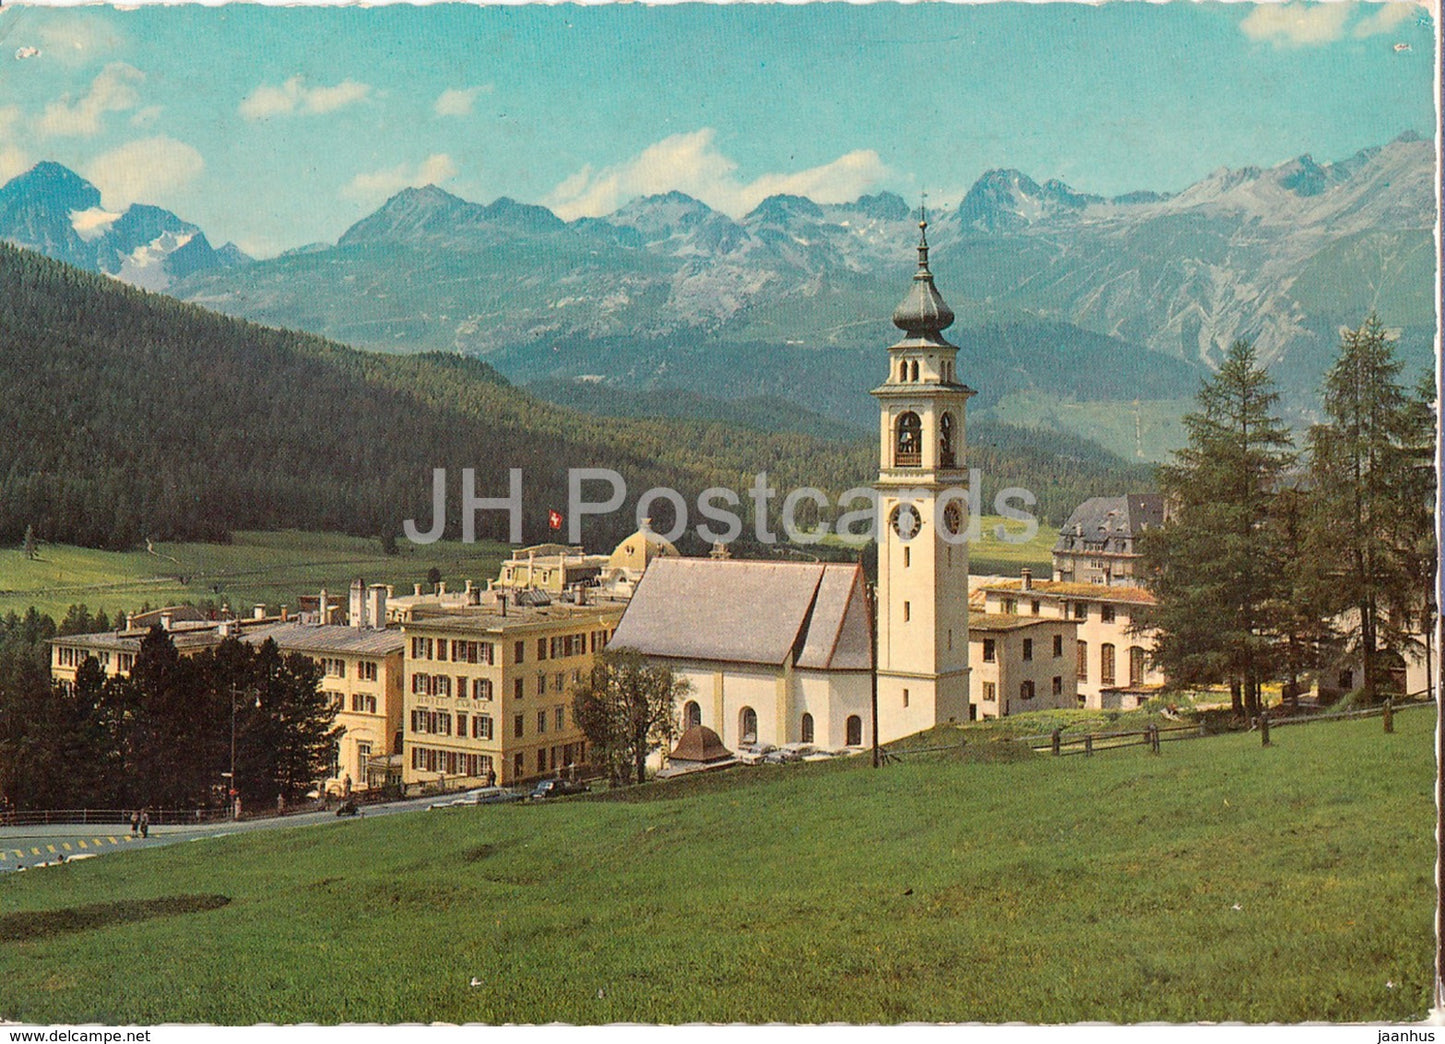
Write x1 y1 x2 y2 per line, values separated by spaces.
895 411 922 467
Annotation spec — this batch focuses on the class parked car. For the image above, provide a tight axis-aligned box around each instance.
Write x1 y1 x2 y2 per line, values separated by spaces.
428 786 523 810
529 778 590 800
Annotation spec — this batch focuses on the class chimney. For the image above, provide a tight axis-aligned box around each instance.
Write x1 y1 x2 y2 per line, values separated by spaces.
1021 568 1033 591
280 604 289 622
319 588 329 626
367 584 388 630
576 584 588 607
349 579 365 629
160 611 173 631
437 581 446 596
125 613 135 631
414 583 423 598
253 604 266 621
499 593 507 617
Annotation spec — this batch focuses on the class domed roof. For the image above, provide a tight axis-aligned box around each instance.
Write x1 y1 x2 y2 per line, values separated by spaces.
891 214 955 339
670 724 732 764
607 522 680 574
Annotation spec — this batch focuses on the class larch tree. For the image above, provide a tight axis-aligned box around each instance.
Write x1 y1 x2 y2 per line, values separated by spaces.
1138 339 1295 718
1306 315 1435 702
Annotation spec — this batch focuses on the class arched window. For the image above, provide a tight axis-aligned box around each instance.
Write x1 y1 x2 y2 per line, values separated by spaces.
939 411 956 468
910 360 920 382
683 700 702 730
1128 647 1145 687
898 359 908 382
845 715 863 747
740 706 758 745
895 412 922 467
800 713 814 743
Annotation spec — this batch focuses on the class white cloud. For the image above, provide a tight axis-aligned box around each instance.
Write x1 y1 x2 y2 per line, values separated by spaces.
342 153 458 202
544 128 892 220
0 144 30 183
84 136 204 209
1352 2 1420 38
1240 2 1419 46
434 86 490 117
239 76 371 120
36 62 144 138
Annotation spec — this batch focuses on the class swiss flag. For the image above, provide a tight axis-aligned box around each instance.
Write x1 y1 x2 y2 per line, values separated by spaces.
548 509 563 531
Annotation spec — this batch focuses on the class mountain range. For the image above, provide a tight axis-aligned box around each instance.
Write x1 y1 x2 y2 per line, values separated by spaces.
0 162 250 291
0 133 1432 455
0 240 1145 555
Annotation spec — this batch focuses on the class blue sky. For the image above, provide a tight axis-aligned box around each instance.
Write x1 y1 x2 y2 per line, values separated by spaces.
0 2 1433 256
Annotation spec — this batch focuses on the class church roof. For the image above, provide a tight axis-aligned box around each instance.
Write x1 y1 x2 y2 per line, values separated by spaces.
669 725 732 763
891 213 956 344
608 558 873 671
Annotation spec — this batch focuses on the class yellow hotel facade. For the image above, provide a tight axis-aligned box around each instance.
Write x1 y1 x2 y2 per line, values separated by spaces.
401 600 625 788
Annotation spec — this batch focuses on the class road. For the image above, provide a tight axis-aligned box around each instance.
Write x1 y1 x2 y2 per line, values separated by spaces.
0 794 456 873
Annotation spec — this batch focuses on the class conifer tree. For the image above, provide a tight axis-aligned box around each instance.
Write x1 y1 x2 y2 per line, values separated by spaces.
1139 340 1295 717
1306 316 1435 701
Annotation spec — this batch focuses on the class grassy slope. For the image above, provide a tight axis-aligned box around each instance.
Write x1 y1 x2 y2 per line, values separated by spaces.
0 711 1431 1024
0 531 510 620
0 517 1052 621
983 392 1193 465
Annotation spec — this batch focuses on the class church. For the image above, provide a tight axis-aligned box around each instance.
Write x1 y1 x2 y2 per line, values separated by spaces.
609 214 974 747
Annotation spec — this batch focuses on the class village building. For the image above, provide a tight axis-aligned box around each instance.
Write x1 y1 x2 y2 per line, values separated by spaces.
968 612 1078 718
606 557 874 751
399 600 625 789
240 621 406 794
492 543 607 594
49 617 243 685
1052 493 1165 587
974 569 1163 709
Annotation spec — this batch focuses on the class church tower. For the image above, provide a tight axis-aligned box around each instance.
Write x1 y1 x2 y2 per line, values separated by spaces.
872 211 974 738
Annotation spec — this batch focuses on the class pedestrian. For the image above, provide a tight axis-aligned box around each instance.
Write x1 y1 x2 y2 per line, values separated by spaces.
486 768 496 788
130 810 139 836
139 810 149 838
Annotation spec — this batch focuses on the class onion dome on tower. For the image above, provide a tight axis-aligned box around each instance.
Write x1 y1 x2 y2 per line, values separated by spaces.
890 209 956 347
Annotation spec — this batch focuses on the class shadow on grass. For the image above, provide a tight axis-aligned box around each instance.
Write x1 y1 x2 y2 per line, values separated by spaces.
0 894 230 942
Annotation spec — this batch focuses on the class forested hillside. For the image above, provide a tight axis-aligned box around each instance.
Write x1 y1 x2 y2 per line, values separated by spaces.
0 244 1146 551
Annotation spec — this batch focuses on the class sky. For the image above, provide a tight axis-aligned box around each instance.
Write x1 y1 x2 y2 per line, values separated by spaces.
0 2 1435 257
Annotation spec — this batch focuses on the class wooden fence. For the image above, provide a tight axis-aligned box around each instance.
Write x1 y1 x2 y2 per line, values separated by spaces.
886 691 1434 762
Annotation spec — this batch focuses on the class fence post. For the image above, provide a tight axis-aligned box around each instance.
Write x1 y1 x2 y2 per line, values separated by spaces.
1260 710 1271 747
1084 734 1093 757
1383 698 1394 734
1149 723 1160 754
1051 728 1062 757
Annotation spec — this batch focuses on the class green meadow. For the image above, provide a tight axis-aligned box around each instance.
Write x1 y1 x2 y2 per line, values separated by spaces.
0 709 1431 1024
1 519 1051 623
0 531 512 620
